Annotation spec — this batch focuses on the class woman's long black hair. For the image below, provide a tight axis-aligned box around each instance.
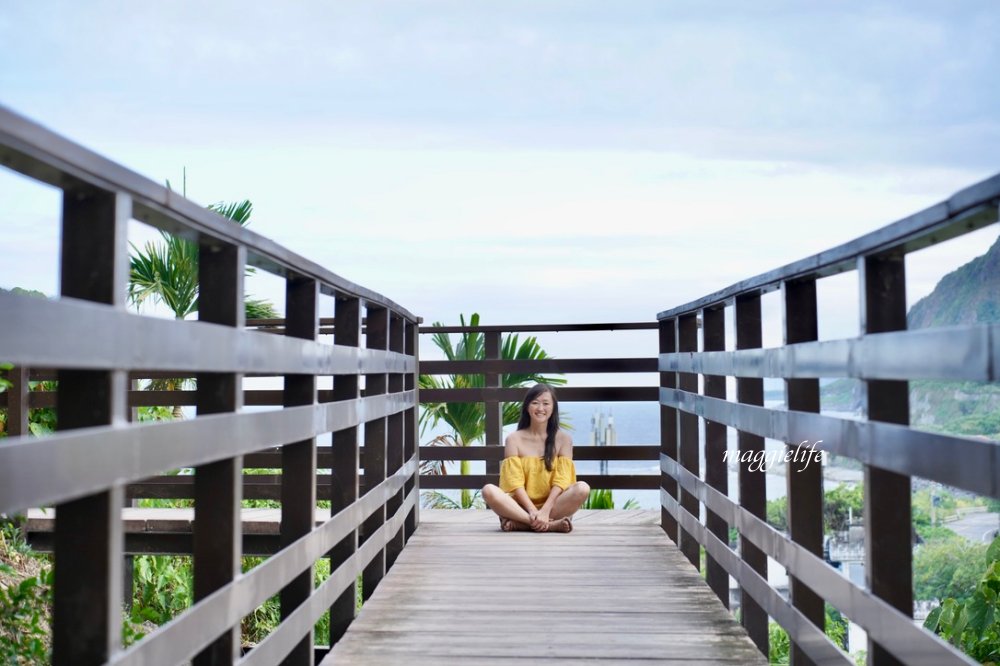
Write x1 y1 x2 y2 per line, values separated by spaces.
517 383 560 471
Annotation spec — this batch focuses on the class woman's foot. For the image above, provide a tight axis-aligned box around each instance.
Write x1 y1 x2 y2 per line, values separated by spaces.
500 517 530 532
547 516 573 533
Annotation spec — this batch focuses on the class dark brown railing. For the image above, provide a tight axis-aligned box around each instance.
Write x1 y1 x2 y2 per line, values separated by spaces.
417 322 659 495
0 105 420 665
4 103 1000 666
657 173 1000 666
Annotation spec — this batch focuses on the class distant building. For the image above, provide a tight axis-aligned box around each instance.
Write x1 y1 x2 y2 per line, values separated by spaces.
590 408 617 475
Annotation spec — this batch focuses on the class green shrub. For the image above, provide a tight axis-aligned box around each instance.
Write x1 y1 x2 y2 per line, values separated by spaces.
767 605 849 664
0 561 52 664
924 535 1000 663
130 556 193 625
582 489 638 510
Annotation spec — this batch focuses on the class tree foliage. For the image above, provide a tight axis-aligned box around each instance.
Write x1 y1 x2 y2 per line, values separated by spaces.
127 199 277 417
763 485 863 535
128 199 275 321
914 537 989 602
824 483 863 534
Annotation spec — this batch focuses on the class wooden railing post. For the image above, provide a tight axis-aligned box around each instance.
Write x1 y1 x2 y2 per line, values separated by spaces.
484 330 503 476
405 320 420 540
329 294 361 644
677 313 700 568
193 237 246 665
783 278 824 666
53 187 129 666
361 305 388 600
736 291 768 657
859 253 912 666
702 305 728 607
280 274 319 665
659 318 679 542
4 365 29 437
385 313 406 568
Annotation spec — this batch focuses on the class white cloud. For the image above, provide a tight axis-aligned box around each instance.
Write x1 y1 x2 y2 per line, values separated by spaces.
2 0 998 342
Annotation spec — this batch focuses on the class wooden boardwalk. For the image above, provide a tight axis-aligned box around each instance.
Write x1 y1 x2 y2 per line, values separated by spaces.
322 510 766 665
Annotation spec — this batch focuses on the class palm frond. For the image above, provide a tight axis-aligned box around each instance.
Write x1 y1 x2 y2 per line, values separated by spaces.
419 434 459 476
128 238 198 319
245 297 279 319
418 312 566 450
420 490 484 509
208 199 253 226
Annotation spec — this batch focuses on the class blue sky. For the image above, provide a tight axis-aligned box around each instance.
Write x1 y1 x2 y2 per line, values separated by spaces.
2 1 998 358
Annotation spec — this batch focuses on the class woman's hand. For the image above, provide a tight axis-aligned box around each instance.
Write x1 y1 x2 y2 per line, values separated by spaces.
531 509 551 531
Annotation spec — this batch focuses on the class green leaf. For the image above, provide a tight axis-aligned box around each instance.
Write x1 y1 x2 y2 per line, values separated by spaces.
951 605 970 645
18 577 39 594
924 605 943 632
28 422 52 437
139 607 161 623
987 534 1000 565
208 199 253 225
967 591 992 635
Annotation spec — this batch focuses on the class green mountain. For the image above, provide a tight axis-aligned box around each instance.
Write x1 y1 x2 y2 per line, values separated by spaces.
822 233 1000 439
907 234 1000 329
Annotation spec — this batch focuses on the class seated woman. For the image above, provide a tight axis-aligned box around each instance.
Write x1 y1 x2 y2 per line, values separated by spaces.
482 383 590 532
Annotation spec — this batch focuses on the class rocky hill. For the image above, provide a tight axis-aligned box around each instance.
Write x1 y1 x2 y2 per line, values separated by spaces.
907 233 1000 329
823 232 1000 439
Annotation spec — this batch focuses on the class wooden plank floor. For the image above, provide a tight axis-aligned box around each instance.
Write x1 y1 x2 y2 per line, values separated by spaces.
322 510 766 665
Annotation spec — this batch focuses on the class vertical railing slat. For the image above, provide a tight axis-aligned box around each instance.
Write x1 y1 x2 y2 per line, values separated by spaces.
484 330 503 476
280 274 319 665
193 239 245 665
735 291 768 657
5 366 29 437
783 278 824 666
361 305 388 600
329 294 361 644
405 320 420 540
677 313 700 568
702 305 729 607
53 187 130 666
659 318 679 542
859 253 912 666
385 313 406 568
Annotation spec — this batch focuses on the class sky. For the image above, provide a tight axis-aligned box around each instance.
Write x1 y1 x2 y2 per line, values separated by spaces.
2 1 999 365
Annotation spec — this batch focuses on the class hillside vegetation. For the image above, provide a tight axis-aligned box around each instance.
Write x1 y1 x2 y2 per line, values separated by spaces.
822 233 1000 440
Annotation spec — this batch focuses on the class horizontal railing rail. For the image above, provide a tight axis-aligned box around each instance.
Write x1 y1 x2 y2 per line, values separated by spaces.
0 105 420 665
657 172 1000 666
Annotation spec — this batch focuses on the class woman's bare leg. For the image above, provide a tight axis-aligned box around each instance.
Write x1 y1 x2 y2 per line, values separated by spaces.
482 484 533 530
550 481 591 520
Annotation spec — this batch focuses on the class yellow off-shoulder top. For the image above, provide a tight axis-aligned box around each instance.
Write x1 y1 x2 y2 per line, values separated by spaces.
499 456 577 509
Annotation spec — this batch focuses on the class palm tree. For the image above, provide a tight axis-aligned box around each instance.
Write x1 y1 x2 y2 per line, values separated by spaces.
418 313 566 508
128 199 277 417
